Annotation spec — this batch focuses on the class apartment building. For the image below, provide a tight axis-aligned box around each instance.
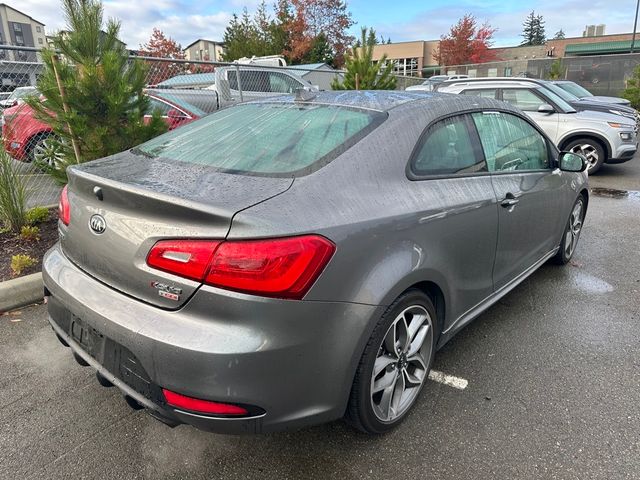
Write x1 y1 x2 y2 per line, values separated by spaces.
371 40 440 77
0 3 46 62
184 39 225 62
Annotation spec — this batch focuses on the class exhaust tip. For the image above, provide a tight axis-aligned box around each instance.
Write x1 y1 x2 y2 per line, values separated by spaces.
124 395 144 411
96 371 114 388
73 351 90 367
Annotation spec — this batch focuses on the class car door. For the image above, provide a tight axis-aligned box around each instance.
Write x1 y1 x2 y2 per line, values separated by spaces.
407 114 498 322
500 88 560 141
471 111 568 290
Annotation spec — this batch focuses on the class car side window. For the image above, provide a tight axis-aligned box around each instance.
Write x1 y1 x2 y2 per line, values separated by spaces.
471 112 550 172
462 89 498 99
501 89 546 111
269 72 302 93
411 115 486 176
148 97 171 116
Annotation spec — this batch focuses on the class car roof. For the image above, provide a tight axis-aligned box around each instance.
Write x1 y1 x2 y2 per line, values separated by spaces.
438 77 549 89
248 90 521 116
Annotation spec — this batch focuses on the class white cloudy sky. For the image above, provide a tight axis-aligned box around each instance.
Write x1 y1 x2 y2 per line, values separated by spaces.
13 0 640 48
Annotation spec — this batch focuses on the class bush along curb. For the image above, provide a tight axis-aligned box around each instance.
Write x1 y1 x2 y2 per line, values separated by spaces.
0 272 43 313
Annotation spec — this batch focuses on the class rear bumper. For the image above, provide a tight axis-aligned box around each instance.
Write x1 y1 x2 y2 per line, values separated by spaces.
43 243 380 434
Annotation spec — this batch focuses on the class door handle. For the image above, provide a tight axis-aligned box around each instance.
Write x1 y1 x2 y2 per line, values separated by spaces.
500 194 519 208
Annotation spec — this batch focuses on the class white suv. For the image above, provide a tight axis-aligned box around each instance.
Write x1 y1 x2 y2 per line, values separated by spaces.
406 75 469 92
436 78 637 173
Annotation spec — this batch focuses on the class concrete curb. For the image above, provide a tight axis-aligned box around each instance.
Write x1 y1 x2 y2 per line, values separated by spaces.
0 272 43 313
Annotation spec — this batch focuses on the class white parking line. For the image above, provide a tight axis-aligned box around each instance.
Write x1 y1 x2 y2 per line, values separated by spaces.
428 370 468 390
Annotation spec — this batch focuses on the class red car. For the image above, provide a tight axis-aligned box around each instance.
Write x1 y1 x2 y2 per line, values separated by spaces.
2 90 208 162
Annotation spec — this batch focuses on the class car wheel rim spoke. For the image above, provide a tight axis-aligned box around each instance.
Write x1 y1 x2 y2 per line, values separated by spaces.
371 304 433 422
565 202 583 257
570 145 598 167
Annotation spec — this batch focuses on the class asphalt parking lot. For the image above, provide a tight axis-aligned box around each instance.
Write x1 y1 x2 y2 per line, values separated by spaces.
1 159 639 480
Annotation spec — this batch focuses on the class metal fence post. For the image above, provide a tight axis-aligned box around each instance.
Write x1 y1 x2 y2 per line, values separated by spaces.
234 63 244 103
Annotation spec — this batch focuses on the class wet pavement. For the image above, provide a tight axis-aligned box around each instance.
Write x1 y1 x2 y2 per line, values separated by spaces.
1 157 639 479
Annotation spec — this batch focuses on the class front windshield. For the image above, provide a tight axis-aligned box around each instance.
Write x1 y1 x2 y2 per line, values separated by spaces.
545 82 578 102
558 82 593 98
538 87 576 113
9 87 37 101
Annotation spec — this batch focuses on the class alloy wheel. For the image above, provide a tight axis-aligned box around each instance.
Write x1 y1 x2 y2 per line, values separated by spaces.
564 200 584 258
370 305 433 422
569 144 599 171
33 138 66 169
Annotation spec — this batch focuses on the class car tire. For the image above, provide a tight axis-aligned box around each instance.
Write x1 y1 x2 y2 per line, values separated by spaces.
553 195 586 265
30 134 65 171
346 289 438 434
564 138 605 174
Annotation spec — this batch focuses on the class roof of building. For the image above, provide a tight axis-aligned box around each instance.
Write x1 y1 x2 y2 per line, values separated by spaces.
155 72 216 88
0 3 45 25
565 40 635 55
184 39 225 50
285 63 336 77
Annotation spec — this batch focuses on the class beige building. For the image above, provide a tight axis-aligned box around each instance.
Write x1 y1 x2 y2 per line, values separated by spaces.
0 3 46 62
184 39 225 62
371 40 440 77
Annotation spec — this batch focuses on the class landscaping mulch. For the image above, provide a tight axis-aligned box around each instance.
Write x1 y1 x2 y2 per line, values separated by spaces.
0 210 59 282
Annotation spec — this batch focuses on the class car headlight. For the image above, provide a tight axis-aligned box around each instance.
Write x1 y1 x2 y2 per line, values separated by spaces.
620 132 634 141
610 109 636 119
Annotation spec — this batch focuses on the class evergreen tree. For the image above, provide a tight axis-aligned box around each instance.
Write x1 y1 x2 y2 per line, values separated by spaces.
305 33 334 65
521 11 546 46
26 0 166 182
553 29 566 40
222 9 260 60
622 65 640 109
331 27 396 90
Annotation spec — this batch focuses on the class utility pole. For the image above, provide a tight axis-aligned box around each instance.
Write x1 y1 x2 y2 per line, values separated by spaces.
632 0 640 53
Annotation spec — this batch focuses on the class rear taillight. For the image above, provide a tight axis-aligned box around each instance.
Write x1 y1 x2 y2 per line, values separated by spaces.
59 185 70 226
162 389 249 416
146 239 221 281
146 235 335 299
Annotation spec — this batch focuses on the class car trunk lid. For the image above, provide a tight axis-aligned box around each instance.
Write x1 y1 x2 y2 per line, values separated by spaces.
60 151 293 309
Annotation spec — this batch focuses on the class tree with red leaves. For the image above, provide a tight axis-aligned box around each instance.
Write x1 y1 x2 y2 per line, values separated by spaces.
434 15 497 67
287 0 354 67
139 28 189 84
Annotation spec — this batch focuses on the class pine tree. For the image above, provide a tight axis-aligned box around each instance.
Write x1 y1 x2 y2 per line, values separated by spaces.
305 33 334 65
331 27 396 90
522 11 546 46
25 0 166 182
553 29 566 40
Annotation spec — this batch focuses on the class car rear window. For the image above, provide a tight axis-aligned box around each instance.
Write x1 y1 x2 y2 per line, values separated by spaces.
135 102 386 176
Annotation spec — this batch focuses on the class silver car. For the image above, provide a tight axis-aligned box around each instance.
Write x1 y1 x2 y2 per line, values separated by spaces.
44 91 588 434
436 78 638 173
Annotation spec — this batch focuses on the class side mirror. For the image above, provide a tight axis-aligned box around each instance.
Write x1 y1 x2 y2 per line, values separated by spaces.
538 104 555 114
558 151 587 172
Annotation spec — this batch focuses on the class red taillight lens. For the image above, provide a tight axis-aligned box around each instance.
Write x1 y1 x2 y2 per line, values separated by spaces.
146 239 221 281
162 389 248 416
59 185 70 226
146 235 335 299
205 235 335 299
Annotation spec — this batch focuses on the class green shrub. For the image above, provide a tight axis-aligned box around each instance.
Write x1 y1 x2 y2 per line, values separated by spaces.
20 225 41 242
0 150 27 232
26 206 50 225
11 254 37 277
622 65 640 110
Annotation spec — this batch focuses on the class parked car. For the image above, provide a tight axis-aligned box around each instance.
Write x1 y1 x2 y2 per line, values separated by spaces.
406 74 469 92
1 89 207 164
550 80 631 106
44 91 588 435
0 86 38 109
436 78 637 173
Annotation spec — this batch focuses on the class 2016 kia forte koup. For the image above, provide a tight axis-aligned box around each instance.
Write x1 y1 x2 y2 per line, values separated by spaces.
43 91 588 435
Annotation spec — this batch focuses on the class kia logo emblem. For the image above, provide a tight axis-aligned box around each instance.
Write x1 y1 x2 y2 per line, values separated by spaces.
89 214 106 234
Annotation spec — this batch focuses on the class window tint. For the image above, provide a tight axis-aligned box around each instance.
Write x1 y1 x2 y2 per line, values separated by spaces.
462 89 498 98
269 72 302 93
147 97 173 116
501 89 545 111
472 112 550 172
412 116 485 176
136 103 385 175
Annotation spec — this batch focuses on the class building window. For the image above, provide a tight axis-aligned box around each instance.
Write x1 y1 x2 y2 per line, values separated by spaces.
36 26 41 33
13 23 22 32
392 58 419 76
488 68 498 77
38 37 43 45
468 69 477 78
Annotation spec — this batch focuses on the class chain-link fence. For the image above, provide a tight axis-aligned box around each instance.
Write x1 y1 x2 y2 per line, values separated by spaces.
3 44 639 209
